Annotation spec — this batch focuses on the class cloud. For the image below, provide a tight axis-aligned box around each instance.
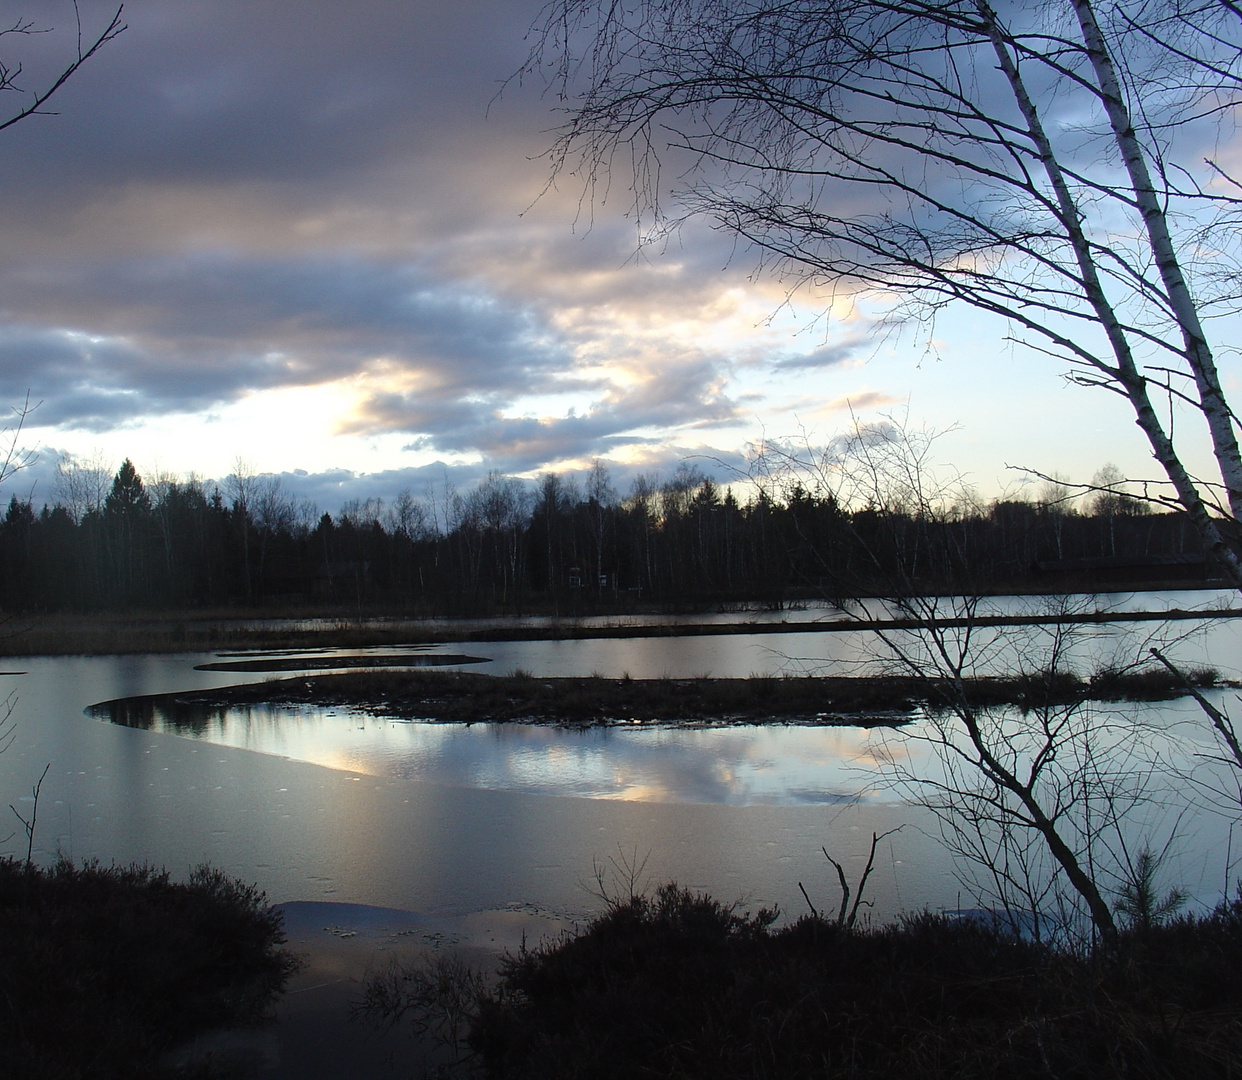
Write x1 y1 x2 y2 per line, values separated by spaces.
0 1 541 193
0 241 753 467
242 450 750 516
0 1 899 481
774 334 870 371
353 347 745 472
259 463 481 516
0 0 780 475
818 391 904 415
0 254 573 425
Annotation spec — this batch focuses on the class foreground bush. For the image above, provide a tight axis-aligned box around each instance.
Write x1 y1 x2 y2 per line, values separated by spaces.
463 884 1242 1079
0 858 297 1079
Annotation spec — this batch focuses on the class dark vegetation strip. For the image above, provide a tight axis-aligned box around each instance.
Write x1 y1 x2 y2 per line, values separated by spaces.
0 858 297 1079
447 884 1242 1079
195 652 490 672
6 605 1240 657
95 666 1223 730
0 455 1225 617
422 604 1242 640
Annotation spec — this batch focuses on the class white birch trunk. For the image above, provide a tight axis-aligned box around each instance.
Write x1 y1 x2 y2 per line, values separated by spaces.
976 0 1242 591
1070 0 1242 524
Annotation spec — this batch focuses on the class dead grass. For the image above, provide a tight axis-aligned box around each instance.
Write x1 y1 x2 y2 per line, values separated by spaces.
104 666 1223 731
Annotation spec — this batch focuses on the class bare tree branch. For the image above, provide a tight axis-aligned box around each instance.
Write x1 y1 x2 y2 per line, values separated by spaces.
0 5 124 135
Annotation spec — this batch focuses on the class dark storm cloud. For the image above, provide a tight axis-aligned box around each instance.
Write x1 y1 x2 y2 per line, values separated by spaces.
0 1 539 194
0 0 564 277
0 1 795 471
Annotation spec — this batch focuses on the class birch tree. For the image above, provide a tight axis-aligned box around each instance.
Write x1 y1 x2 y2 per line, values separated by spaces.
523 0 1242 590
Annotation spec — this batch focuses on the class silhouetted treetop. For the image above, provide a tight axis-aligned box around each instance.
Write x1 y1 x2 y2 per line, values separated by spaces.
104 459 151 519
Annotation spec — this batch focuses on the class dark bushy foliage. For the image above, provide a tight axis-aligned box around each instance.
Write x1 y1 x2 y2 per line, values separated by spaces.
0 461 1211 616
470 884 1242 1079
0 858 297 1079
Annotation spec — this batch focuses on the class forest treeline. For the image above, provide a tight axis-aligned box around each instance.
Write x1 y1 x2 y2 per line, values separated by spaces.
0 457 1216 614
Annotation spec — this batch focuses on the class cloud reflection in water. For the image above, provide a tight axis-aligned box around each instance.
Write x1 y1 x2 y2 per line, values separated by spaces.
98 699 881 807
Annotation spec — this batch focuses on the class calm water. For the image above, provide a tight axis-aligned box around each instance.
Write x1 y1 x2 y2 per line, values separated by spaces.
3 590 1241 927
100 700 893 807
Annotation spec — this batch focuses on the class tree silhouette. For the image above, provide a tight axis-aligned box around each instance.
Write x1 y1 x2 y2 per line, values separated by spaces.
104 459 150 519
522 0 1242 591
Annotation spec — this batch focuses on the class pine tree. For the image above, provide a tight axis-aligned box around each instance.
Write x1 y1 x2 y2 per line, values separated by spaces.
104 459 151 519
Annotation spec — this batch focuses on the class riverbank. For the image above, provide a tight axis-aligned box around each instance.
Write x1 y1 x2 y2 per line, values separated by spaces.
99 665 1224 730
0 858 563 1078
5 600 1240 657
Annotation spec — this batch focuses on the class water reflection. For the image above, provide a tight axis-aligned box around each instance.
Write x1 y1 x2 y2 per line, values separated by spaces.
29 593 1242 925
89 592 1242 811
166 589 1242 638
95 696 882 807
97 690 1227 822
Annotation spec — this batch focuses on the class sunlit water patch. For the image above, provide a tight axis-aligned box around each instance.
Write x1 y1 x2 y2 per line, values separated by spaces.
92 696 890 806
32 626 1242 920
90 682 1231 825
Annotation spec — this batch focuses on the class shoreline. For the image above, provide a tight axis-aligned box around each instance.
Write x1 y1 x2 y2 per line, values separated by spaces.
4 600 1240 657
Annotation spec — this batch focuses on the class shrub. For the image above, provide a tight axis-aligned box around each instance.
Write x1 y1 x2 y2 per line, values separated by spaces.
0 857 298 1079
466 883 1242 1079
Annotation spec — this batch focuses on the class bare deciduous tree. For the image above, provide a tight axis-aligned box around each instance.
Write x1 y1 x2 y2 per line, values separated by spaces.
1 3 124 135
53 448 111 522
522 0 1242 589
749 413 1182 944
387 488 431 541
586 458 616 593
0 394 38 496
868 608 1165 945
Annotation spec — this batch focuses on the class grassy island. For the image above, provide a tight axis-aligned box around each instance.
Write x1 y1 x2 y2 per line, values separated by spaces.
101 664 1225 732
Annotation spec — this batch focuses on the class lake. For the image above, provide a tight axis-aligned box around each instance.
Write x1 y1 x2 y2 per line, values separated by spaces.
3 590 1241 930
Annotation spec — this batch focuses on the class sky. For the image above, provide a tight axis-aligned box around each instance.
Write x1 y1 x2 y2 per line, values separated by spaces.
0 0 1234 514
